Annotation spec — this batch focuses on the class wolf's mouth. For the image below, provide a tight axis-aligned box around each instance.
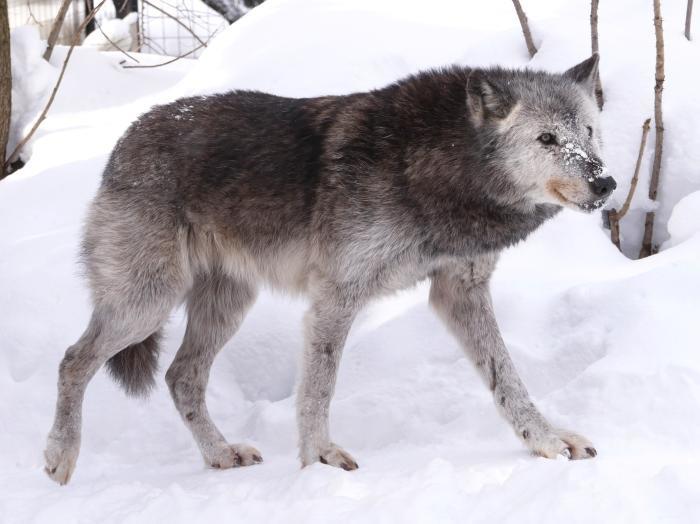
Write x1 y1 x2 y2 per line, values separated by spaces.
577 198 608 211
551 187 607 212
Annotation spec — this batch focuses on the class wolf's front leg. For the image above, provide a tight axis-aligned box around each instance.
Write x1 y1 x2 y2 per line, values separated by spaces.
429 257 596 460
296 280 360 471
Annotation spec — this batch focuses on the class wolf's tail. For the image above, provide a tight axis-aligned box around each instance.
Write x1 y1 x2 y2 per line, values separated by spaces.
105 331 162 397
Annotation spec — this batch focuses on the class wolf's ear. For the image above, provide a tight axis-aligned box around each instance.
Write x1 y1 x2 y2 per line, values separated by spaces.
564 54 599 95
466 71 514 125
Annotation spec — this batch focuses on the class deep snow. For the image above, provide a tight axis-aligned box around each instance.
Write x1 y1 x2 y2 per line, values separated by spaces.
2 1 700 523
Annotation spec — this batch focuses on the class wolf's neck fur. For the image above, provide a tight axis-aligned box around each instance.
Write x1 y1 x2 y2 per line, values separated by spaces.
341 67 562 257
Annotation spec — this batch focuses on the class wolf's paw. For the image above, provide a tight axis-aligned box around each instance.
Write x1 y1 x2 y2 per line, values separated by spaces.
206 443 263 469
318 443 359 471
44 437 79 485
523 427 597 460
300 441 358 470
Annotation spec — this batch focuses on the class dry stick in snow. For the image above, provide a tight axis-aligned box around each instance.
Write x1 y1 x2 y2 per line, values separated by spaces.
608 119 651 250
687 0 694 40
590 0 604 109
43 0 73 62
639 0 665 259
3 0 107 174
511 0 537 57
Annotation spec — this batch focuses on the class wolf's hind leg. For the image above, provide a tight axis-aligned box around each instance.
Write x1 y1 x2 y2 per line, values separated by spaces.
165 271 261 469
45 301 175 485
297 279 360 471
429 257 597 461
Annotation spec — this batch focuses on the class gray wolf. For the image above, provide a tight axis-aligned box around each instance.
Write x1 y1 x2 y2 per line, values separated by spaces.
45 54 614 484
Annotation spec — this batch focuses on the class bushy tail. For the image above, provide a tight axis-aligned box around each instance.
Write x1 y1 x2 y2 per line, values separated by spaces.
105 331 162 397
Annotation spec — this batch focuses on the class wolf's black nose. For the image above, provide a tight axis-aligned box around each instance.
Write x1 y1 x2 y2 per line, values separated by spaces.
590 176 617 197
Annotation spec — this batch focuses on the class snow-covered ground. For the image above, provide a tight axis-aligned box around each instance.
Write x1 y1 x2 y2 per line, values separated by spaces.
2 1 700 522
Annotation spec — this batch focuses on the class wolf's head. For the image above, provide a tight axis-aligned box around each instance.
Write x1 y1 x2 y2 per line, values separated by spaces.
467 55 615 212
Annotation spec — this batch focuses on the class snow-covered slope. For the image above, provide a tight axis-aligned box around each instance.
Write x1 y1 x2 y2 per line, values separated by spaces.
2 1 699 523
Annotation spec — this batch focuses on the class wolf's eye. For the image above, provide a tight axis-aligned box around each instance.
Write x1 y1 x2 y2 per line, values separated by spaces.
538 133 556 145
586 126 593 138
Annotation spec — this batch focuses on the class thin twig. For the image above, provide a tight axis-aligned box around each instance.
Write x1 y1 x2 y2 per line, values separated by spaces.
608 119 651 250
27 0 42 26
590 0 604 109
617 119 652 219
511 0 537 57
121 42 205 68
639 0 665 259
95 19 140 63
686 0 694 40
3 0 107 173
43 0 73 61
141 0 207 48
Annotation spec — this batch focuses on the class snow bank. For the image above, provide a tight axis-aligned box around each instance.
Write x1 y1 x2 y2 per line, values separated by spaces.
8 26 56 161
1 1 700 523
665 191 700 247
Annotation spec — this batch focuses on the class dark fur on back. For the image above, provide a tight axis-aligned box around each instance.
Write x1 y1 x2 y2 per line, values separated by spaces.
97 67 566 395
105 66 559 264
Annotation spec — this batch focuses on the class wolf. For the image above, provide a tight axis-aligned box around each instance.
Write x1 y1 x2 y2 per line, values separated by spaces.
45 54 614 484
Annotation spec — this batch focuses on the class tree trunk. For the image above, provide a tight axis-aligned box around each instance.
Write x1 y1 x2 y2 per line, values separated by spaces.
0 0 11 180
84 0 97 35
113 0 138 18
686 0 694 40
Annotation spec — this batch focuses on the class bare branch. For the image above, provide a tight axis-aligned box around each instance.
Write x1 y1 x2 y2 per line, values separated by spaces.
43 0 73 62
121 42 205 68
141 0 207 48
27 0 42 26
639 0 665 259
511 0 537 58
94 19 140 63
590 0 604 109
686 0 694 40
3 0 108 174
617 119 652 220
608 119 651 250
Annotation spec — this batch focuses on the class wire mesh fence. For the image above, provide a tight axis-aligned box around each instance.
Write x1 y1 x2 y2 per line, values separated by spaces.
8 0 85 44
8 0 228 58
137 0 228 58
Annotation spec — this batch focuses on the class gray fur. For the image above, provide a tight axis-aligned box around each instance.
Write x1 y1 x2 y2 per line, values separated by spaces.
45 55 612 484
